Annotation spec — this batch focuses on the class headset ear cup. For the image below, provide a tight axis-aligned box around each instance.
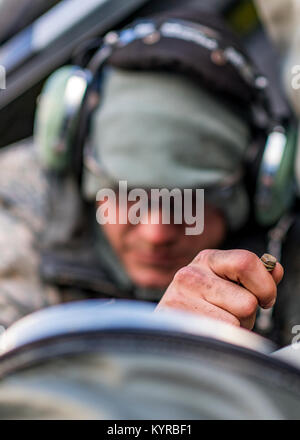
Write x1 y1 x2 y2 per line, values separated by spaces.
254 123 298 226
71 78 101 187
34 66 91 174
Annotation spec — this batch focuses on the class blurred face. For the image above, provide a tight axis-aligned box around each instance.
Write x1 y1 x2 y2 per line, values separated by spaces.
98 194 227 289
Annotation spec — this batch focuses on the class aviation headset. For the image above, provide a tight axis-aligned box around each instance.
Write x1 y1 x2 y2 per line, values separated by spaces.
34 16 298 228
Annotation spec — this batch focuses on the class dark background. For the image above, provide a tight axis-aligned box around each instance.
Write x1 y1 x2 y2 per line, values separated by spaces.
0 0 290 148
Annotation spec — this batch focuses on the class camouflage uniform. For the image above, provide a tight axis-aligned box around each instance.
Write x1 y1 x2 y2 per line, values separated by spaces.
0 140 64 328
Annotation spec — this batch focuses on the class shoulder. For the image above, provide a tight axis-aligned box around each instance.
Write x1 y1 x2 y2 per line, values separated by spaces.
0 139 59 328
0 201 60 329
0 139 47 275
0 138 49 234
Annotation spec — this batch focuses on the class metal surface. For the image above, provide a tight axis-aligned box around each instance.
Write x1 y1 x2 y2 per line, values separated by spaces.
1 300 300 420
261 253 277 271
0 299 275 356
0 0 150 110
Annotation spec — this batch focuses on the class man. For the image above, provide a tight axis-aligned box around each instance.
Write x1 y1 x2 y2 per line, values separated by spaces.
0 6 292 346
82 66 282 332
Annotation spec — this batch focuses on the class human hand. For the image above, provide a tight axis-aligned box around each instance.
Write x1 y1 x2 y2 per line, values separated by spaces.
156 249 284 329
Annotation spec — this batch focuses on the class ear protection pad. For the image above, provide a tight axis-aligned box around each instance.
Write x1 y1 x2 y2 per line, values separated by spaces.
34 66 92 174
255 124 298 225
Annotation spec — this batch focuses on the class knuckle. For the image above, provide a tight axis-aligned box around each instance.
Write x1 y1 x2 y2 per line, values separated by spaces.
235 250 258 273
173 266 194 284
173 265 209 294
241 295 258 318
174 265 206 285
193 248 214 264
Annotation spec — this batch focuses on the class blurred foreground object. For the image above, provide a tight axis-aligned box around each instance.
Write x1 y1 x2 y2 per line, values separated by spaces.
254 0 299 51
0 300 300 419
255 0 300 194
254 0 300 116
0 0 151 147
0 0 62 44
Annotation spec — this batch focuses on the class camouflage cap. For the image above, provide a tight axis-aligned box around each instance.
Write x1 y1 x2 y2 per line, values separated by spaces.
83 68 251 229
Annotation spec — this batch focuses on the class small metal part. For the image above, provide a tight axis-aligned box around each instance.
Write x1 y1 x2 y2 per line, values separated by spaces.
143 31 161 45
255 75 269 89
260 253 277 272
104 31 119 45
211 49 227 66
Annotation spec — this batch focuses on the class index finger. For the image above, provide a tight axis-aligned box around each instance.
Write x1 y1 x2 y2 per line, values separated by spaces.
194 249 282 309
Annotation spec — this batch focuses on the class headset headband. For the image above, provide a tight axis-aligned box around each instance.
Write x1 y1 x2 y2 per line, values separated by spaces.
85 18 272 128
107 19 267 88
